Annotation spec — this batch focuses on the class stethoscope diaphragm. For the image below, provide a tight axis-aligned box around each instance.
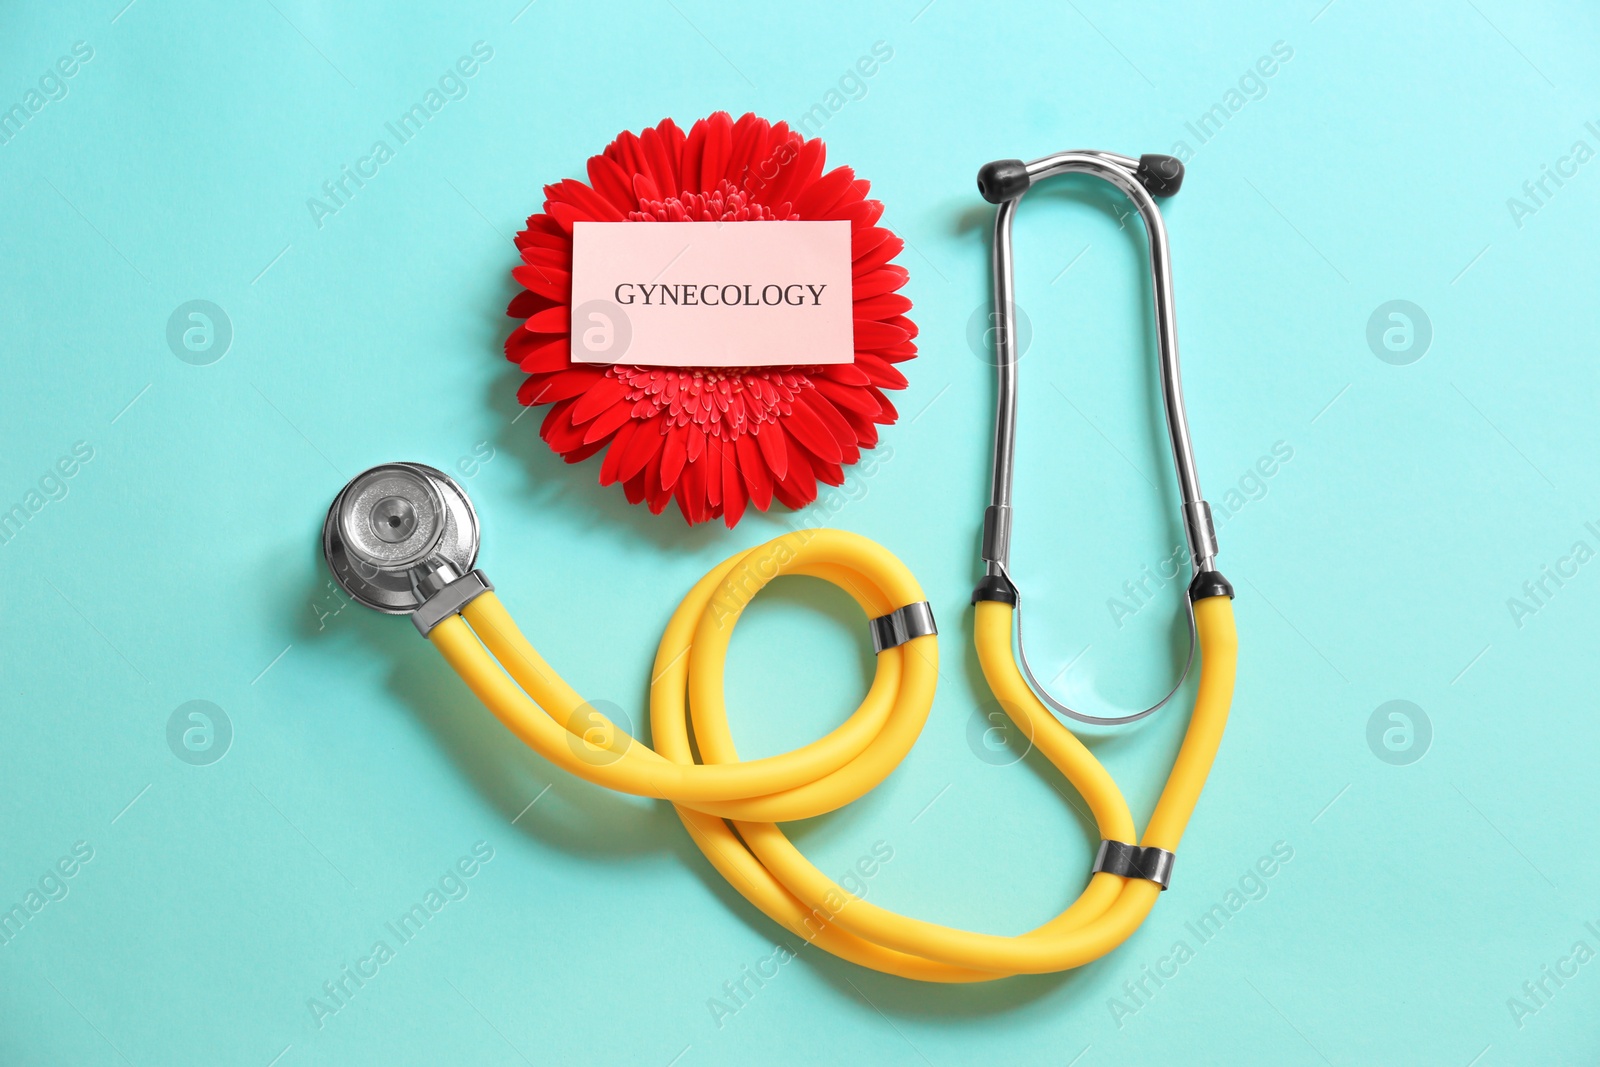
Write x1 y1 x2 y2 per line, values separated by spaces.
322 462 480 614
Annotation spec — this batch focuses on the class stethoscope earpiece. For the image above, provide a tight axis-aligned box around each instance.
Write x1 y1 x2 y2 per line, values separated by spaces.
975 152 1184 205
322 462 481 616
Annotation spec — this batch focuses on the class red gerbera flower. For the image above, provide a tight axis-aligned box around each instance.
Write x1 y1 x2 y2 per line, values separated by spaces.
505 111 917 527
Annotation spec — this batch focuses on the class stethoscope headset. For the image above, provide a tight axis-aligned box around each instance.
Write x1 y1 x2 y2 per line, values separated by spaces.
322 149 1236 981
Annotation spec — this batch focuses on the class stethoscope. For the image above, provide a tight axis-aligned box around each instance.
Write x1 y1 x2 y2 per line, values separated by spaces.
322 149 1236 982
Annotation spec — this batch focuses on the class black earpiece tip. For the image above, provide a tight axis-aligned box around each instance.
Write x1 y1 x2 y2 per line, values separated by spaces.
1135 154 1184 197
977 159 1031 204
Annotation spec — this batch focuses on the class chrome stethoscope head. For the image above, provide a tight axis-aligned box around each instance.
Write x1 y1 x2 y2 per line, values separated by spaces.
971 149 1230 727
322 462 494 635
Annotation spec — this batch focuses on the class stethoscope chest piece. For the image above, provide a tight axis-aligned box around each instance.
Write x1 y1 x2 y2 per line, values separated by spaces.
323 462 481 615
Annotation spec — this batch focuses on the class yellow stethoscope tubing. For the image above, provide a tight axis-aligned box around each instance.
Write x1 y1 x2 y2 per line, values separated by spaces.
425 526 1236 981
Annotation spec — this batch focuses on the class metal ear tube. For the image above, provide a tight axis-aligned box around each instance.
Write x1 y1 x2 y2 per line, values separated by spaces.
970 149 1231 726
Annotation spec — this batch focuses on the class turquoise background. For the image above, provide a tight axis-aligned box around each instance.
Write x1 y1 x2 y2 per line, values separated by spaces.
2 0 1598 1063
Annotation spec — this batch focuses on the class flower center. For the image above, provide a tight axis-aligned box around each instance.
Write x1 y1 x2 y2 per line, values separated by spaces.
612 364 810 440
628 179 798 224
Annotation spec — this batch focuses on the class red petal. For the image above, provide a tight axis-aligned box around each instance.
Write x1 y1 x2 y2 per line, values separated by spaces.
514 338 570 374
870 388 899 422
795 165 856 218
763 136 824 209
819 198 882 227
660 426 688 490
551 178 625 222
526 305 569 334
618 415 665 481
643 445 672 514
599 419 639 485
799 391 859 464
704 437 725 508
529 366 605 404
675 455 710 524
639 123 679 199
814 377 882 419
680 118 707 196
722 440 747 527
727 113 769 193
540 400 586 453
771 446 818 509
563 439 606 464
513 265 570 303
781 394 844 465
852 293 913 318
735 433 774 509
545 201 595 233
755 421 789 481
623 470 647 505
845 410 880 448
699 111 734 189
853 233 904 275
853 265 909 299
856 353 909 390
854 319 911 349
658 119 687 185
883 313 919 341
505 326 541 359
745 128 797 202
516 373 560 404
519 243 569 270
587 154 637 212
851 226 893 261
818 362 873 387
606 130 645 178
632 172 662 204
570 375 628 424
508 290 542 319
518 218 568 246
581 398 635 444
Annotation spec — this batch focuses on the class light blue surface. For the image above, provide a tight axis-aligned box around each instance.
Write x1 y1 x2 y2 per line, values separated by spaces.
3 1 1598 1064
